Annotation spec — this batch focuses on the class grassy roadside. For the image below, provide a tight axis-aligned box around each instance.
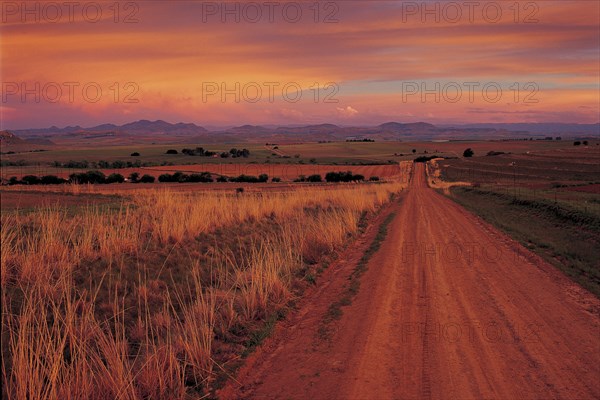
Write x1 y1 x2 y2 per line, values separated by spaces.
319 210 398 339
449 187 600 297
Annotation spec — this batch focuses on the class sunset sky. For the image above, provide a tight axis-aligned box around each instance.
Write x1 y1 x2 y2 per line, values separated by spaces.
1 0 599 129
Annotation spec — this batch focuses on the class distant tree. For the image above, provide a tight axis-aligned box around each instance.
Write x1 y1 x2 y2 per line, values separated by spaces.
412 149 416 153
139 174 155 183
463 148 474 157
306 174 322 182
40 175 66 185
106 173 125 184
573 141 581 146
369 176 380 181
69 170 106 184
216 176 228 182
258 174 269 183
165 149 178 154
130 152 140 156
271 177 281 182
555 137 562 140
583 140 589 145
22 175 41 185
129 172 140 183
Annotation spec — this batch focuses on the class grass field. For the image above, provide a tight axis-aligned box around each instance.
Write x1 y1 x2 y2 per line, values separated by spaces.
1 180 405 398
1 139 588 181
434 144 600 297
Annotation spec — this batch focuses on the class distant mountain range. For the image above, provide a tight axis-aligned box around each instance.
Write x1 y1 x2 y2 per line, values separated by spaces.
6 120 599 146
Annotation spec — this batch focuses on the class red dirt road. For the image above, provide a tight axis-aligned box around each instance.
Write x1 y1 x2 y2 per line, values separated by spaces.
222 163 600 400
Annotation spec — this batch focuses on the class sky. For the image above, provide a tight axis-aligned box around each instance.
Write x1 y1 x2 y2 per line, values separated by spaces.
1 0 599 129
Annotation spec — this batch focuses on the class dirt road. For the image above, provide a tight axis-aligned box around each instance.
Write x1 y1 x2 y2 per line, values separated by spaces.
222 163 600 400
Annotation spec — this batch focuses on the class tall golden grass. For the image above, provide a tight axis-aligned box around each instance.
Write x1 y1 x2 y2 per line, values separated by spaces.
1 182 403 398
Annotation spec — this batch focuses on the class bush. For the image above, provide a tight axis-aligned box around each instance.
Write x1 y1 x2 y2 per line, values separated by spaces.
486 151 505 156
140 174 155 183
69 170 106 184
306 174 322 182
414 155 438 163
463 148 474 157
271 177 281 182
229 174 261 183
22 175 41 185
573 141 581 146
130 152 140 156
216 176 228 182
258 174 269 183
40 175 66 184
129 172 140 183
324 171 364 182
187 172 213 183
158 173 174 182
165 149 178 154
369 176 380 181
106 173 125 184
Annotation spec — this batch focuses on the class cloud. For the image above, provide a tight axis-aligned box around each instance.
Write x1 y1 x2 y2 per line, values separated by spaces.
336 106 358 118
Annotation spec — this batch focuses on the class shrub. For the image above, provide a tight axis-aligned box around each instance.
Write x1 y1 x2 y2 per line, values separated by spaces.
414 155 438 163
306 174 322 182
129 172 140 183
573 141 581 146
258 174 269 183
486 151 504 156
140 174 155 183
229 174 262 183
187 172 213 183
158 174 173 182
216 176 228 182
324 171 364 182
131 152 140 156
369 176 380 181
271 177 281 182
463 148 474 157
583 141 589 145
69 170 106 184
166 149 178 154
40 175 66 184
22 175 41 185
106 173 125 184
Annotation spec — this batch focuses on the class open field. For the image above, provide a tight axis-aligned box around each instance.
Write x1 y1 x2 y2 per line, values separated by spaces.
1 140 599 399
1 179 405 398
432 145 600 296
0 163 403 183
2 139 591 181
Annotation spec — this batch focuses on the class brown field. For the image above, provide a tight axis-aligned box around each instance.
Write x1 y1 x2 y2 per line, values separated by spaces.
1 141 599 399
1 178 406 398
